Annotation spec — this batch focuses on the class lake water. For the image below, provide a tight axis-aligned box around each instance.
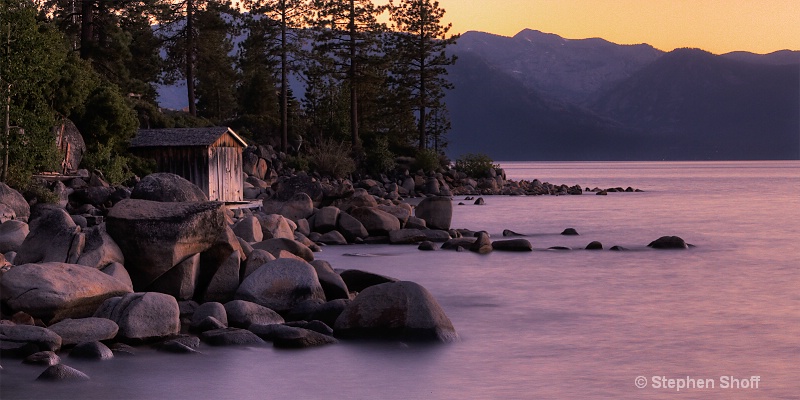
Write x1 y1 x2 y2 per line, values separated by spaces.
3 161 800 399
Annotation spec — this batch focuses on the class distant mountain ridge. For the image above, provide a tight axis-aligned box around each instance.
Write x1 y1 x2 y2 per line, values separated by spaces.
446 30 800 160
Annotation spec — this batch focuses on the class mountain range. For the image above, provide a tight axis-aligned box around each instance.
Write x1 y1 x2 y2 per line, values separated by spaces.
446 29 800 160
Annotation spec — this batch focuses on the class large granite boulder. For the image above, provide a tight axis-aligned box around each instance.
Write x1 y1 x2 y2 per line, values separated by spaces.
0 263 132 323
0 220 28 253
414 196 452 230
273 175 324 204
106 199 226 291
235 258 326 313
36 364 90 381
146 254 199 300
52 118 87 172
75 224 124 269
491 238 533 252
48 317 119 346
191 302 228 329
334 281 457 342
200 327 265 346
0 182 29 222
0 324 62 356
338 269 398 293
14 209 80 265
131 173 208 202
349 207 401 236
94 292 180 342
389 229 427 244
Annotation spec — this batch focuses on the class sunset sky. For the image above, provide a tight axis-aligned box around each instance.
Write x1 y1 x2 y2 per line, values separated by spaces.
426 0 800 55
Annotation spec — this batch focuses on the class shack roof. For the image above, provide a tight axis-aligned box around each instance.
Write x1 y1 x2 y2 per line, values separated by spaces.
130 127 247 148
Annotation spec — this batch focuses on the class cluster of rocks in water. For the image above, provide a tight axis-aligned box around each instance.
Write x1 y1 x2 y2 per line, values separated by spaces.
0 157 673 383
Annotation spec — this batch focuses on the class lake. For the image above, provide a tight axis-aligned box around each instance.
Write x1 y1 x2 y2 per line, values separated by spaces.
2 161 799 399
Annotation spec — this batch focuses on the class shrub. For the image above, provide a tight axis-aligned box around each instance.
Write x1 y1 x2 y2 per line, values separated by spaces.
413 148 441 173
364 135 396 175
455 153 499 178
306 138 356 178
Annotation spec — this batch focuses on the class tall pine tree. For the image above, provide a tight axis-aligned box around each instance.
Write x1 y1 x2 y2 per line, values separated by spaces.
388 0 457 149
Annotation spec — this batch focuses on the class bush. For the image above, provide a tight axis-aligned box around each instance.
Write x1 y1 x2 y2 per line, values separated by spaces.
413 148 441 173
364 135 396 175
455 153 499 178
306 138 356 178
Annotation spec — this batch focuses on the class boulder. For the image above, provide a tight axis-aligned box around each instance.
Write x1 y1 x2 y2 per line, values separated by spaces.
200 327 265 346
0 262 132 323
201 249 241 303
232 215 263 243
585 241 603 250
648 236 689 249
252 238 314 262
404 216 427 230
191 302 228 330
69 341 114 360
336 212 369 242
48 318 119 346
242 249 275 280
53 118 87 172
192 316 227 333
271 326 338 349
224 300 284 328
75 224 124 269
0 203 14 223
131 173 208 202
491 239 533 252
441 237 477 250
333 191 377 212
106 199 226 291
0 220 28 253
470 232 493 254
318 230 348 245
36 364 90 381
94 292 180 342
100 262 134 292
334 281 457 342
377 204 412 226
349 207 401 236
286 299 349 327
235 258 326 313
23 350 60 366
14 209 80 265
418 241 437 251
414 196 453 230
339 269 398 293
146 254 199 300
561 228 579 235
389 229 427 244
0 182 29 222
0 324 62 356
502 229 525 237
257 213 295 240
422 230 451 242
312 206 340 233
310 260 349 300
278 193 314 222
273 175 324 204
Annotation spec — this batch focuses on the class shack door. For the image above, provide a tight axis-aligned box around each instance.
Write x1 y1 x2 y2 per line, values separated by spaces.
208 146 242 202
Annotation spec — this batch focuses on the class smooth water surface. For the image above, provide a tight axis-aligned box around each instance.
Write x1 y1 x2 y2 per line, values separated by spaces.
2 161 799 399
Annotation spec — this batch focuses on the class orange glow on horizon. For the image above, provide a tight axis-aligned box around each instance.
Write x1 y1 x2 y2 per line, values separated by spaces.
430 0 800 55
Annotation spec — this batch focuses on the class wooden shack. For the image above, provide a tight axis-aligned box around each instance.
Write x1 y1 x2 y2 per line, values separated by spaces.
130 127 247 202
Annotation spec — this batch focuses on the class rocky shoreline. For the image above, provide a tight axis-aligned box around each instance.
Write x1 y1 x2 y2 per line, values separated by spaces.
0 157 686 383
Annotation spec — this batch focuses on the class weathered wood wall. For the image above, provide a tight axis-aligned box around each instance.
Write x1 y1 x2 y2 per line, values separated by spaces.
208 146 243 202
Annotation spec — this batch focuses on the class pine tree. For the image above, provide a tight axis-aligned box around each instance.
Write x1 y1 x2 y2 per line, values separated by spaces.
309 0 386 152
194 4 238 121
388 0 458 149
244 0 309 152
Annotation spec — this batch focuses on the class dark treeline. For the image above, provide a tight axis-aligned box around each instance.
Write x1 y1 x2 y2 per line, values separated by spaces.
0 0 459 188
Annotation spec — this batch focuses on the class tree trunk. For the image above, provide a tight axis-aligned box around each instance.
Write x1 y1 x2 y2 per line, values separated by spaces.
348 0 359 150
186 0 197 116
79 0 93 59
280 0 288 153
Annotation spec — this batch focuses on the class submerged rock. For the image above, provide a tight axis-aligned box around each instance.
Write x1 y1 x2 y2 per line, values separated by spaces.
648 236 689 249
